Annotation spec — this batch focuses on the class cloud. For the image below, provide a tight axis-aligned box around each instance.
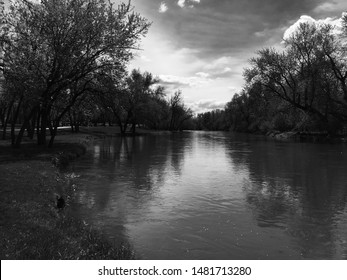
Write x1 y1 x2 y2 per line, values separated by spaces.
177 0 201 9
313 0 347 15
199 56 246 79
228 86 238 93
177 0 185 8
159 74 210 89
157 57 240 90
313 2 336 13
283 14 344 40
158 2 168 13
128 0 347 113
140 55 151 62
195 72 210 78
189 99 226 113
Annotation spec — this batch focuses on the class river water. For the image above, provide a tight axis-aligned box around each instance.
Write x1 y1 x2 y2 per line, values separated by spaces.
69 131 347 259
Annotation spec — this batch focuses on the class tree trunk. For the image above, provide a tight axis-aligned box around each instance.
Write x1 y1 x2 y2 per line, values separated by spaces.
10 98 23 146
48 122 59 148
2 100 14 140
68 109 75 132
36 110 41 140
38 109 48 146
11 118 15 146
0 110 4 129
120 123 126 134
14 119 29 148
26 109 37 139
48 118 54 136
13 106 37 148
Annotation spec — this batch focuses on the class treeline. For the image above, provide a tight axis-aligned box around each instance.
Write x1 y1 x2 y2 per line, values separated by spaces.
195 15 347 136
0 0 192 148
69 77 193 134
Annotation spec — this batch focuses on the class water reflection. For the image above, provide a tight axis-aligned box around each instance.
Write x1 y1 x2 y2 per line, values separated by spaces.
70 132 347 259
229 134 347 259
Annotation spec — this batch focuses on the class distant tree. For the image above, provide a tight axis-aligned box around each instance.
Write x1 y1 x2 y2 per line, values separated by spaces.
125 69 165 133
195 109 228 131
95 69 164 134
168 91 193 131
141 92 169 130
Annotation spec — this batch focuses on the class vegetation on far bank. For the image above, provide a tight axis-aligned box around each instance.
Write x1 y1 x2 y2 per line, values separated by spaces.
190 15 347 138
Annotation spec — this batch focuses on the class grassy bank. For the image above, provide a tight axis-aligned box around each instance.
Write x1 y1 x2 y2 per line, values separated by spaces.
0 128 134 259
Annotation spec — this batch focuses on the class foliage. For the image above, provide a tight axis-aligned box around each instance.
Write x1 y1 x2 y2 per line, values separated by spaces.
91 70 192 133
199 16 347 137
0 0 150 147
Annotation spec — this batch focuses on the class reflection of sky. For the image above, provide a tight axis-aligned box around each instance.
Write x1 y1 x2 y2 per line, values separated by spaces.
93 145 100 163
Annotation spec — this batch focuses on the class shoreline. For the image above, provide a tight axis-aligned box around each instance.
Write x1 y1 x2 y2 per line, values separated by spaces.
0 127 134 259
264 130 347 143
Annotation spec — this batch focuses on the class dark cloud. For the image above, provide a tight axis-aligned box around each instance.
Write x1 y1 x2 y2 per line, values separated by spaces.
130 0 329 58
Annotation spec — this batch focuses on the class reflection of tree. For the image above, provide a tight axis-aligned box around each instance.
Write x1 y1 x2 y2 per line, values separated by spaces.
228 134 347 258
111 134 190 190
70 133 191 247
243 180 300 228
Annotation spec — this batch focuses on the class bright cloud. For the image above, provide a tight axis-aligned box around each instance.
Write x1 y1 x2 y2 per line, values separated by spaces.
140 55 151 62
283 14 344 40
228 86 238 92
159 73 211 89
158 2 168 13
195 72 210 78
177 0 185 8
313 1 347 15
313 2 336 13
188 99 226 114
177 0 201 9
200 56 246 79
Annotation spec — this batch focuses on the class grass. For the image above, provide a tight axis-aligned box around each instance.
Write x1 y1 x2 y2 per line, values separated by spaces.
0 128 135 260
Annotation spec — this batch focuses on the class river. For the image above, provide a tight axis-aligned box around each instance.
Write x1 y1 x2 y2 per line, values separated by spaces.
69 131 347 259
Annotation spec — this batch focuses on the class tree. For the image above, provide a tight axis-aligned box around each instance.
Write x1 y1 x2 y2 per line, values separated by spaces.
0 0 150 147
168 91 193 131
94 69 164 134
247 22 347 135
125 69 164 133
320 16 347 103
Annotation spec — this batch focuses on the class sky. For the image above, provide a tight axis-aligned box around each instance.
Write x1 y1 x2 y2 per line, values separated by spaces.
123 0 347 113
2 0 347 113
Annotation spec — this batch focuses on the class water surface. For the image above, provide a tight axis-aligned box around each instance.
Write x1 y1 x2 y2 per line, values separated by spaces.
70 132 347 259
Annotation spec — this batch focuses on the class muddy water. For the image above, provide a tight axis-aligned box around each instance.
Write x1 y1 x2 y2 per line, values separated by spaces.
69 132 347 259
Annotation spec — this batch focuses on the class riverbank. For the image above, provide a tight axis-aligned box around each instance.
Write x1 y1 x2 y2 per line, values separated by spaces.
265 130 347 143
0 127 134 259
